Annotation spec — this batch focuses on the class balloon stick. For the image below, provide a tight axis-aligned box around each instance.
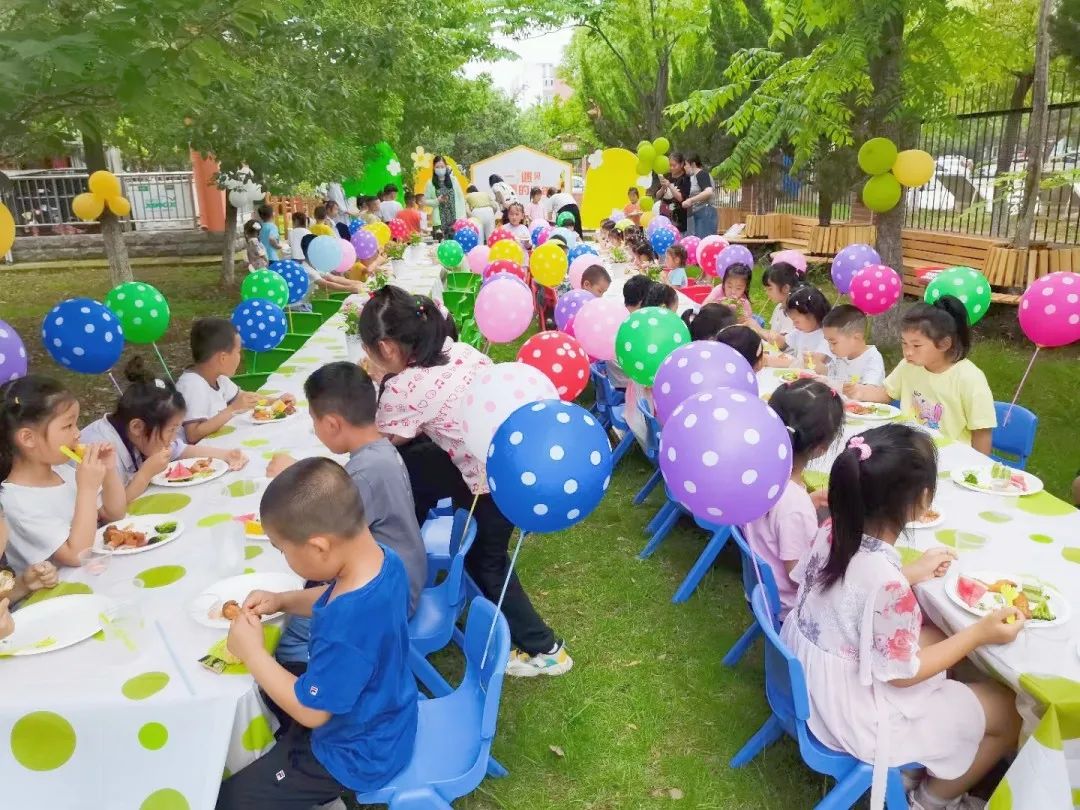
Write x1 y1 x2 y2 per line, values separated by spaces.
747 527 773 630
1005 346 1040 425
151 342 174 383
107 372 123 395
288 309 294 335
249 352 258 375
481 528 527 669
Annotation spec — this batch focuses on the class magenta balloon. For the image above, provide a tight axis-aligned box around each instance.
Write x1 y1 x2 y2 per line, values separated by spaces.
573 297 629 361
467 245 490 273
334 238 357 275
1018 271 1080 348
681 235 701 266
652 342 758 424
831 243 881 294
715 244 753 278
697 235 728 277
351 229 378 261
850 264 902 315
474 275 534 343
659 388 793 525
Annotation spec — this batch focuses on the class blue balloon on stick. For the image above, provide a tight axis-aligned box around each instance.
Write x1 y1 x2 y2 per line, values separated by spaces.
486 400 613 533
530 223 550 246
348 219 362 235
650 227 676 255
454 227 479 252
231 298 287 352
270 259 311 304
567 243 598 263
41 298 124 374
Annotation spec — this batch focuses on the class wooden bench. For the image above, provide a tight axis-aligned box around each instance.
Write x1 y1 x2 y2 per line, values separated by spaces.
899 229 1002 300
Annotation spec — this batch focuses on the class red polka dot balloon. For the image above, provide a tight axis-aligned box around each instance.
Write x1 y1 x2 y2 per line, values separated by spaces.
452 219 472 233
387 218 408 242
488 227 514 247
517 331 591 401
483 259 529 284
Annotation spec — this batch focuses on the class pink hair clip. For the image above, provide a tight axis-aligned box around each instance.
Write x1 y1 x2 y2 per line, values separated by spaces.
848 436 872 461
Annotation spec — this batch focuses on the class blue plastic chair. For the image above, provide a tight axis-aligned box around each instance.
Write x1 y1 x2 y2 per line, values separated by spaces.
991 401 1038 470
671 517 733 604
357 597 511 809
590 362 635 466
722 527 782 666
731 587 915 809
633 398 664 505
420 506 472 584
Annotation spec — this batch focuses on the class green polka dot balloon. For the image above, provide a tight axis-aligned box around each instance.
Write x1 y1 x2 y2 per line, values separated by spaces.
241 270 289 309
924 267 991 325
615 306 691 386
104 282 171 344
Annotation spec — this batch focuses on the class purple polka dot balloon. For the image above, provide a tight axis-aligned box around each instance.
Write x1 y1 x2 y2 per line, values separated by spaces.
831 243 881 294
652 341 758 425
715 244 753 279
555 290 594 332
659 388 793 525
0 319 28 382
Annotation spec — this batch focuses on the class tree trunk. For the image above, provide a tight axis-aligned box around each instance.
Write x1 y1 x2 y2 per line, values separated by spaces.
221 200 239 286
817 191 833 226
1013 0 1053 249
650 52 671 136
989 72 1034 238
82 128 133 285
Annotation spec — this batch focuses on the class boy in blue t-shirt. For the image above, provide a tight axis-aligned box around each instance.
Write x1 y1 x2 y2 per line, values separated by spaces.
216 458 418 809
257 203 282 261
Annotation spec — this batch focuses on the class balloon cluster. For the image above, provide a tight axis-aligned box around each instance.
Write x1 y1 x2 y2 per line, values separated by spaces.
73 171 132 222
636 137 672 180
857 138 935 213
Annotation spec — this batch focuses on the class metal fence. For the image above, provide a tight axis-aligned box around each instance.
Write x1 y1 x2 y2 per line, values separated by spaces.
2 170 199 235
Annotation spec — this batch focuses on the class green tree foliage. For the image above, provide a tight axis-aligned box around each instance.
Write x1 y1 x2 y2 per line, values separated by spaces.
412 75 525 169
519 95 602 159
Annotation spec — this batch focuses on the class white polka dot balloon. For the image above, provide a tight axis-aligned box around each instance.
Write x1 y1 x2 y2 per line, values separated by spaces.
652 341 758 424
230 298 286 352
0 318 28 382
1018 271 1080 348
850 264 902 315
658 388 793 525
40 298 124 374
486 399 613 533
460 362 558 460
573 297 629 362
474 274 534 344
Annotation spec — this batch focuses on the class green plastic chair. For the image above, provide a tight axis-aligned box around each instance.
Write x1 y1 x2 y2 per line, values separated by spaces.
311 298 343 318
285 311 323 336
279 334 309 352
231 372 271 392
328 291 351 301
686 265 703 279
446 271 482 292
442 290 476 321
243 348 293 374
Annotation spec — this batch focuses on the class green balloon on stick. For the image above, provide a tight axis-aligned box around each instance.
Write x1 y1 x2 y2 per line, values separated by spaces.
104 282 171 344
241 270 290 308
615 306 690 385
924 266 992 325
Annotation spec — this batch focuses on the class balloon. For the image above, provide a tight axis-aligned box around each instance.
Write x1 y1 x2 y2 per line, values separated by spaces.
348 219 363 235
483 259 527 284
925 266 992 325
269 259 310 304
568 243 598 263
305 235 342 274
555 290 594 332
637 142 656 164
549 227 578 249
467 245 491 273
681 235 701 266
388 218 408 242
862 173 903 213
697 235 729 277
771 249 807 275
568 254 598 290
574 297 629 361
231 298 287 352
301 233 316 260
88 170 122 198
530 223 551 247
486 400 613 534
309 223 334 237
636 159 652 177
1018 271 1080 348
715 244 753 278
640 195 655 212
831 243 881 294
72 192 104 222
488 227 514 247
465 219 483 235
41 298 124 374
640 210 654 229
228 189 248 208
437 239 465 270
556 211 576 228
653 136 670 155
489 239 525 266
454 227 479 252
857 137 898 175
615 306 691 386
351 229 378 261
531 242 569 287
652 341 758 424
106 196 130 217
474 275 534 343
653 155 670 176
365 221 391 247
452 219 472 233
892 149 935 187
0 319 28 383
241 270 290 308
517 332 590 401
460 362 558 460
659 388 793 525
646 215 671 236
850 265 903 316
650 227 676 256
103 282 170 344
334 239 357 275
0 202 14 255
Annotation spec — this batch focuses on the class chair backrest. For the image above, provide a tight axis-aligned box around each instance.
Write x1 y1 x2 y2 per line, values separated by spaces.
731 528 782 630
446 271 481 292
991 401 1038 468
637 397 661 460
444 508 479 605
751 586 811 738
462 597 511 738
442 290 476 319
590 362 612 416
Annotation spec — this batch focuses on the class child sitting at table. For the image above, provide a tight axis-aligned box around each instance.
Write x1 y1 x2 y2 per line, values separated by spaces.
217 457 418 810
175 318 264 444
822 304 885 386
682 302 737 341
0 512 60 638
703 262 754 321
717 324 765 372
662 244 689 287
80 357 247 504
0 376 126 571
744 379 843 615
643 282 678 312
581 264 612 298
750 262 802 349
766 286 832 370
848 296 996 454
783 424 1022 810
632 240 656 271
504 202 531 246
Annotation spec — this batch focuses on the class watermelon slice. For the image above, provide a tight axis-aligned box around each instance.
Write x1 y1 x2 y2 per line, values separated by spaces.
166 462 194 481
956 575 987 608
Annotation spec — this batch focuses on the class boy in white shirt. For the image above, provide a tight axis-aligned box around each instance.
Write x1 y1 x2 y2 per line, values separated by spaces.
822 304 886 386
378 185 403 222
288 212 311 261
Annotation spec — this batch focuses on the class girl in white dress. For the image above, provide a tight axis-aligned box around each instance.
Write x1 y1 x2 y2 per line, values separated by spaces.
782 424 1023 810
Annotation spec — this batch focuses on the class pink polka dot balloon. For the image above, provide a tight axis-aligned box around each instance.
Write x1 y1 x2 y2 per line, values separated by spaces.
573 297 629 362
460 362 558 460
474 275 534 344
850 264 902 315
681 235 701 266
1018 271 1080 348
659 388 793 525
568 254 598 290
467 244 490 273
697 235 729 277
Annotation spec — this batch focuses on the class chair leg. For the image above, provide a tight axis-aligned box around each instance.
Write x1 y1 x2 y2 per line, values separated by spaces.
639 502 681 559
721 622 761 667
633 468 663 505
611 428 636 466
730 714 783 767
815 763 871 809
645 499 674 536
486 756 510 778
409 649 454 698
672 525 732 603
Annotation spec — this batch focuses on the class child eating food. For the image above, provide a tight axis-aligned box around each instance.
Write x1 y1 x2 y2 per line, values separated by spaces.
766 286 832 370
822 304 886 387
703 262 754 321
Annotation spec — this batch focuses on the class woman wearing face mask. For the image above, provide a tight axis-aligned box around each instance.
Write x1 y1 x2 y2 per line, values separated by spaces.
424 156 464 241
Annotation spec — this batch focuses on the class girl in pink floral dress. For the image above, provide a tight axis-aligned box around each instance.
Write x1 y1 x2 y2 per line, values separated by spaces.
782 424 1024 810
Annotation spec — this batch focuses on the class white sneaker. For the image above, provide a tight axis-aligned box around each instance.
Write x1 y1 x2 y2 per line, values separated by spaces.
505 643 574 677
313 798 346 810
908 789 987 810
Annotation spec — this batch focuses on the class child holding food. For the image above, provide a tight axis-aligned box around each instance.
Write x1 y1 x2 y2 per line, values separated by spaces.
821 304 886 386
0 513 60 638
703 262 754 321
749 262 802 349
0 376 126 571
80 357 247 504
846 296 996 454
765 286 832 369
783 424 1022 810
216 458 417 809
176 318 286 444
743 379 844 615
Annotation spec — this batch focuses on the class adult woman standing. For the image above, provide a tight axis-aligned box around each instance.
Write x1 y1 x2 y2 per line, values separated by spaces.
424 155 464 241
683 155 717 238
464 184 497 243
655 153 692 233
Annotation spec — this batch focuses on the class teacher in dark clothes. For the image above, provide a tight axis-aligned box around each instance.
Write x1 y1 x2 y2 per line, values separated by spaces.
655 152 692 234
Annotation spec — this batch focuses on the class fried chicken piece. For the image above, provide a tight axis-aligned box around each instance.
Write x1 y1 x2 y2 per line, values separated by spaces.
221 600 241 620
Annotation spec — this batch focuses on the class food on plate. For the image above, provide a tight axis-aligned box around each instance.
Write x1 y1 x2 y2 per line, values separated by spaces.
963 471 979 486
103 523 148 549
955 575 988 608
0 569 14 594
252 398 297 422
164 458 214 482
956 574 1057 622
844 402 891 417
919 508 940 523
244 518 264 536
961 465 1029 493
777 369 815 383
153 521 178 535
221 600 241 620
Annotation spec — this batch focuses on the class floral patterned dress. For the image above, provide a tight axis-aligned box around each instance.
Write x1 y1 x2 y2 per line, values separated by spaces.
781 527 985 807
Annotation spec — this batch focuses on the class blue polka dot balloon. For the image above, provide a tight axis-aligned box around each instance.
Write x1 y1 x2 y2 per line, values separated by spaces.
269 259 310 304
348 219 362 235
649 226 676 255
231 298 287 352
549 227 578 249
567 243 598 263
454 226 479 252
486 400 613 534
41 298 124 374
530 223 550 246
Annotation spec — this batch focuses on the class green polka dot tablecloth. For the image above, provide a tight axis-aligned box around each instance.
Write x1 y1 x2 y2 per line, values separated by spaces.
0 295 421 808
761 368 1080 810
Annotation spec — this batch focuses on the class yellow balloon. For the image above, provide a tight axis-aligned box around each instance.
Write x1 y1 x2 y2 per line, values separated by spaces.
641 210 654 229
106 195 131 217
309 223 334 236
88 170 122 198
892 149 935 188
72 192 105 222
365 221 391 247
531 242 568 287
488 239 525 265
0 202 14 255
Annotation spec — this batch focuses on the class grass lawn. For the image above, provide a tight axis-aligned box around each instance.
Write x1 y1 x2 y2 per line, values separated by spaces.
1 260 1077 809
